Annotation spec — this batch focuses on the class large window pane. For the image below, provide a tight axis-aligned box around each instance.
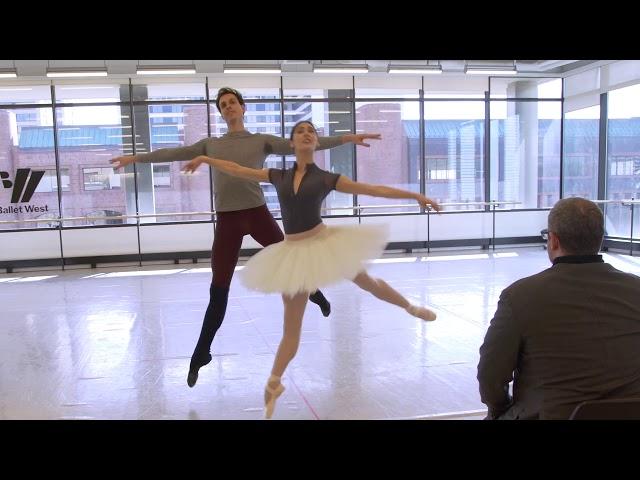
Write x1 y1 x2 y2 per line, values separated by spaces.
1 107 60 230
490 100 561 209
55 105 129 226
424 101 485 211
563 105 599 199
355 100 420 214
132 103 210 223
606 83 640 238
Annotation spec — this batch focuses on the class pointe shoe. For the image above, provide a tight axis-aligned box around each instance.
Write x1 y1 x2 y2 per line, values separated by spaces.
264 375 285 419
406 304 437 321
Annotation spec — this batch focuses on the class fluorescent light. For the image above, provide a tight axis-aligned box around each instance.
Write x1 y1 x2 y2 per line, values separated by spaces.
47 68 108 78
466 69 516 75
465 65 517 75
136 65 196 75
0 69 18 79
388 65 442 75
223 64 281 74
60 86 116 90
313 63 369 74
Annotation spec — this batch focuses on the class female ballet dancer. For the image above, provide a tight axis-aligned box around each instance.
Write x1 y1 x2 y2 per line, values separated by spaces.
182 120 441 418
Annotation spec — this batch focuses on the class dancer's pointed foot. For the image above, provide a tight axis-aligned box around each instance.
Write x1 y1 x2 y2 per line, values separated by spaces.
309 290 331 317
187 352 212 388
406 304 437 321
264 375 285 419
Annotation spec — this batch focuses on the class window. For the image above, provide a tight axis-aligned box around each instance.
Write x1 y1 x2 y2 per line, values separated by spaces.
1 107 61 229
490 100 562 208
425 101 485 210
83 167 121 190
610 158 634 176
135 102 210 221
354 100 420 214
16 112 38 123
428 158 457 180
563 105 599 199
35 168 70 192
606 84 640 238
153 164 171 187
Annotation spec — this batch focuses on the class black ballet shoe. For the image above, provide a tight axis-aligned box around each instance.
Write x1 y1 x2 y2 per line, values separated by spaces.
309 290 331 317
187 352 212 388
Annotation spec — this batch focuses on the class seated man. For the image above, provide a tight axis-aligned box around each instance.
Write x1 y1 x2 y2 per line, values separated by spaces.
478 197 640 419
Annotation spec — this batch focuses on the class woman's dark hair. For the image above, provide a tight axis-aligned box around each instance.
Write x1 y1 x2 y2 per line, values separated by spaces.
289 120 317 141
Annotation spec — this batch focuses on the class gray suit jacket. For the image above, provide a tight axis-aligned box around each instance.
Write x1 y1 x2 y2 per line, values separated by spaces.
477 257 640 420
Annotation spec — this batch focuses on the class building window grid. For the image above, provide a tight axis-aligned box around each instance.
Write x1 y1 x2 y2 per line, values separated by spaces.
3 79 639 239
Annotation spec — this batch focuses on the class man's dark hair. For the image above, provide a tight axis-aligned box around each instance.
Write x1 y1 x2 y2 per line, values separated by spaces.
547 197 604 255
215 87 245 113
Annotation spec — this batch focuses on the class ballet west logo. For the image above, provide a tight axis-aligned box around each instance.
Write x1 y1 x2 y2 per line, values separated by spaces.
1 168 50 215
1 168 45 203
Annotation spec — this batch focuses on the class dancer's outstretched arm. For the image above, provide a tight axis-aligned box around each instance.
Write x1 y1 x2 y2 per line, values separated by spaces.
110 138 209 169
335 176 442 212
266 132 382 155
182 155 269 183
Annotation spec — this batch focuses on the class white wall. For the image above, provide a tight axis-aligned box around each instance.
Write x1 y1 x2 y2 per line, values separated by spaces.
1 210 548 262
61 226 139 257
0 230 61 261
140 222 214 254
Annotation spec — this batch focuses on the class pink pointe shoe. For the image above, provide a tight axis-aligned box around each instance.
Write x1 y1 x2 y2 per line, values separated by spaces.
264 375 285 419
406 304 437 321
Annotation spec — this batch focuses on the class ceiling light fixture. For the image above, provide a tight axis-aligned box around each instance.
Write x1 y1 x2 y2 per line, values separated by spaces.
0 68 18 79
136 65 197 75
388 63 442 74
46 67 108 78
313 63 369 74
465 62 517 75
223 63 281 74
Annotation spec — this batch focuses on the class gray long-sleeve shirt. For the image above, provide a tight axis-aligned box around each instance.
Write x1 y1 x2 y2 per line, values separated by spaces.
136 130 343 212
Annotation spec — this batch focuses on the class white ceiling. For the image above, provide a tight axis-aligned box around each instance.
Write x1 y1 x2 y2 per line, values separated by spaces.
0 59 604 78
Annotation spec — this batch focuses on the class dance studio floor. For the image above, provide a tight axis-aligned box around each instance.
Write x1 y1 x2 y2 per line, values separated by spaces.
2 246 639 420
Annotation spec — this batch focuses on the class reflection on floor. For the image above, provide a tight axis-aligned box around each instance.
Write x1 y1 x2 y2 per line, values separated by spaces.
2 247 639 420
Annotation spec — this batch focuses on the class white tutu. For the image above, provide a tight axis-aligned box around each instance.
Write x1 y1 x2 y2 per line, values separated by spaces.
240 223 389 295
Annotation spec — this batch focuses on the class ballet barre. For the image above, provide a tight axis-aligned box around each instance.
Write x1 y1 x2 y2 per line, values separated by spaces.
2 200 638 257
